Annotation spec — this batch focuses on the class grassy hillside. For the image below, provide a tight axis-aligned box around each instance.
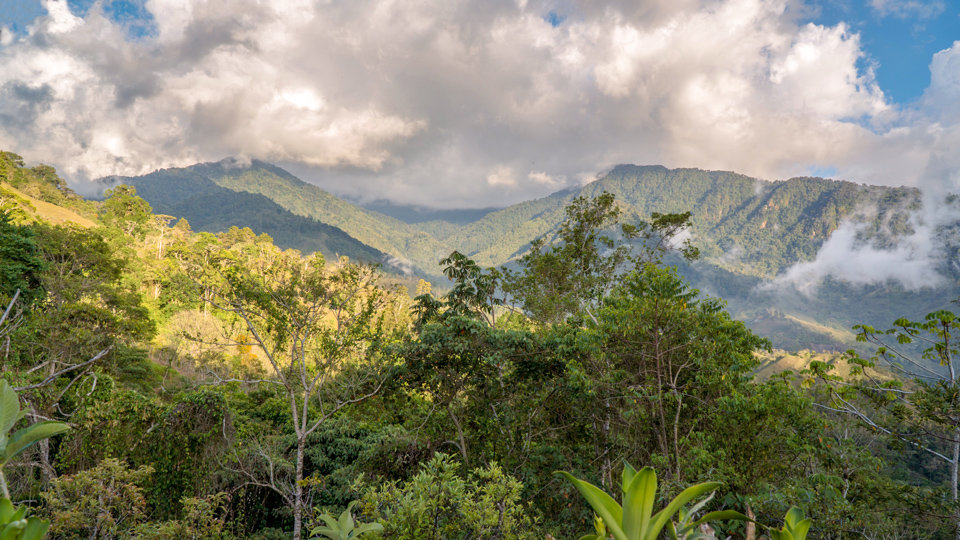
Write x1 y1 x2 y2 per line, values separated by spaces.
0 182 96 228
1 151 100 225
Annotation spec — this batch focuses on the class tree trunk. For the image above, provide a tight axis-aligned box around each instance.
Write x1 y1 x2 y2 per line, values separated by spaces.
745 503 756 540
293 435 306 540
448 408 470 467
953 427 959 540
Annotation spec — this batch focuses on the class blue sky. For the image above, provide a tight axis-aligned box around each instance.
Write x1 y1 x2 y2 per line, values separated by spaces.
810 0 959 103
0 0 155 37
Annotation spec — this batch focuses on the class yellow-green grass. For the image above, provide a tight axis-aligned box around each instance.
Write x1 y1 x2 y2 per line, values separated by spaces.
1 182 96 228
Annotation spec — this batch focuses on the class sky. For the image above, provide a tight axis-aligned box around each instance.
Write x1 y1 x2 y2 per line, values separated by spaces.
0 0 958 210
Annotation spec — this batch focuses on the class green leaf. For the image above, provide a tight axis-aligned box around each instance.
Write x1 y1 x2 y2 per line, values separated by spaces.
622 467 657 540
622 462 638 495
3 421 70 466
0 383 20 455
784 507 804 529
789 518 812 540
556 471 627 540
22 517 50 540
666 520 680 540
0 520 26 540
0 500 13 523
648 483 720 540
8 507 25 523
684 510 751 533
351 522 384 537
337 506 353 537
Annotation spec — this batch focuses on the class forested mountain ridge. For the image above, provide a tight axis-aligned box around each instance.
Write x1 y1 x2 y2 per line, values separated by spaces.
180 159 450 272
429 165 921 276
113 158 953 351
111 166 388 264
123 159 921 280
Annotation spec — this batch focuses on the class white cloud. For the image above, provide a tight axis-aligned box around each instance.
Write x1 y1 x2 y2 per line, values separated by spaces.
869 0 945 19
770 219 944 293
528 170 565 186
487 166 517 186
0 0 956 211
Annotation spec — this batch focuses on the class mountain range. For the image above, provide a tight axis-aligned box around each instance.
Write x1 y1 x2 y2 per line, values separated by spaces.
111 158 958 351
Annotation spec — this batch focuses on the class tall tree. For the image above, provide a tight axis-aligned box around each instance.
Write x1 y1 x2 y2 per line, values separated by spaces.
811 307 960 540
197 250 387 540
503 192 697 326
587 265 768 487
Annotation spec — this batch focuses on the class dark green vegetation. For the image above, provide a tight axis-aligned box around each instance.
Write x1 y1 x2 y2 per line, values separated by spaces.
116 159 957 352
1 151 958 540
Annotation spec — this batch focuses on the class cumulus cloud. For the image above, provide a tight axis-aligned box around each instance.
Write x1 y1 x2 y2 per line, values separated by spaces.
0 0 957 211
487 166 517 187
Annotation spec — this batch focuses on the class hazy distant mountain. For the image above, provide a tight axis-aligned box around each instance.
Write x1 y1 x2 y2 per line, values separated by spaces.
358 202 501 225
117 159 958 351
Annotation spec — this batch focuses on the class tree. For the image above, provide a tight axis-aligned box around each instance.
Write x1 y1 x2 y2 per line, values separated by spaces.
0 215 44 308
198 250 387 540
412 252 502 329
358 453 538 540
396 315 565 469
100 185 152 240
585 265 768 488
41 459 152 540
503 192 697 326
810 308 960 540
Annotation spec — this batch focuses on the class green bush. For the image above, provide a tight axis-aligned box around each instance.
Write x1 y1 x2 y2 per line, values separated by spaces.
41 459 152 539
358 453 539 540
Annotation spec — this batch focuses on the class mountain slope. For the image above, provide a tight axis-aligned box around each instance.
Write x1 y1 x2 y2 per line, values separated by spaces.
117 168 387 264
188 159 452 274
436 165 921 276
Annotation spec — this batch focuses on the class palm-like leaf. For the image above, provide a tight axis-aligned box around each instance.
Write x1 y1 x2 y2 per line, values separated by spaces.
765 507 812 540
556 472 627 540
2 422 70 468
309 501 382 540
0 498 50 540
557 463 748 540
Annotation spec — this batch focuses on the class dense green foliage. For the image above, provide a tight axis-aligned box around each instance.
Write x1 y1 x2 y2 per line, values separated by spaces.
357 453 537 540
0 152 957 540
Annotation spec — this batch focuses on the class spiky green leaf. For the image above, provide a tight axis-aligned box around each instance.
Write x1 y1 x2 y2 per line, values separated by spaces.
556 471 627 540
3 421 70 466
647 483 720 539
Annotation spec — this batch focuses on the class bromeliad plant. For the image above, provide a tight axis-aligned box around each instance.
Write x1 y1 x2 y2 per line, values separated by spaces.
0 380 70 540
310 501 383 540
0 380 70 498
556 463 749 540
0 498 49 540
666 492 729 540
766 507 812 540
